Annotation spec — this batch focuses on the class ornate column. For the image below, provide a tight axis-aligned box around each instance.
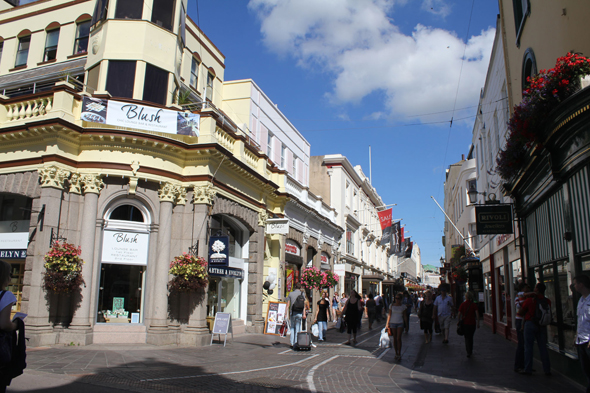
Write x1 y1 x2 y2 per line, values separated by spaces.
180 184 215 346
252 210 268 333
67 174 104 342
26 165 70 346
147 182 177 345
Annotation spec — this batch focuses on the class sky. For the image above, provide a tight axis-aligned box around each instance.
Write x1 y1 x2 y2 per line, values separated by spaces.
188 0 500 266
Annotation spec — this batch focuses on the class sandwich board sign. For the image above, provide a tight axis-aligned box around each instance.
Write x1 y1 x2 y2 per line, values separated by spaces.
210 312 233 347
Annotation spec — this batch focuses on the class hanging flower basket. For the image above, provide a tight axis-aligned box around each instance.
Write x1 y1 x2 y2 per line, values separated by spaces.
497 52 590 181
300 267 339 291
43 241 85 294
168 253 208 292
451 267 468 284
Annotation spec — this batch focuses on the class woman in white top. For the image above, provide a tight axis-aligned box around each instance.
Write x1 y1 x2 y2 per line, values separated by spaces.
386 293 408 361
0 260 17 393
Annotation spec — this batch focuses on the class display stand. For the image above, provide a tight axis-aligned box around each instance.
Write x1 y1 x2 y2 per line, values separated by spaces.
210 312 233 347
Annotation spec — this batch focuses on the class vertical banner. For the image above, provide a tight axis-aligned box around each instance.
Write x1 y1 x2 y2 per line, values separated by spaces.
391 221 401 254
378 208 393 247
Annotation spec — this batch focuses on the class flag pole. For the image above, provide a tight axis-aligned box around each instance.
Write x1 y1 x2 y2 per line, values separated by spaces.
430 195 475 254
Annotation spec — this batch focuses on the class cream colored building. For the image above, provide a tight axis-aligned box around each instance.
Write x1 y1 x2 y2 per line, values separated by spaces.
0 0 288 346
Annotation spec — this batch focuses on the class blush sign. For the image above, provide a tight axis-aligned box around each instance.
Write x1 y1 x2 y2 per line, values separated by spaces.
285 240 300 256
101 230 149 265
377 209 392 230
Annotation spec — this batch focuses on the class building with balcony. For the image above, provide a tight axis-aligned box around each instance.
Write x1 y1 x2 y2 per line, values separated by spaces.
0 0 288 346
221 79 343 314
496 0 590 381
310 154 394 297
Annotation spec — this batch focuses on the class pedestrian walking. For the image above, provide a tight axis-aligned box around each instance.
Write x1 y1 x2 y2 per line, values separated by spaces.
457 291 480 357
514 282 531 372
375 293 383 322
386 293 408 361
574 274 590 393
342 290 363 346
340 292 348 314
519 282 552 375
402 291 413 333
418 290 434 343
286 282 309 350
366 293 377 330
0 260 19 393
332 293 340 322
358 292 365 329
433 285 454 343
314 291 330 342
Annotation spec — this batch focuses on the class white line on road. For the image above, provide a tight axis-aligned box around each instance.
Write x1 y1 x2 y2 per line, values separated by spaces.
140 354 319 382
307 355 339 393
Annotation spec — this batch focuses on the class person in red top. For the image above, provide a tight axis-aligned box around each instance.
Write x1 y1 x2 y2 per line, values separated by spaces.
519 282 551 376
457 291 480 357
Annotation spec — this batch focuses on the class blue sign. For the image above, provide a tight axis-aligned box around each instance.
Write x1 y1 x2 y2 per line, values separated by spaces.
208 266 244 280
208 236 229 266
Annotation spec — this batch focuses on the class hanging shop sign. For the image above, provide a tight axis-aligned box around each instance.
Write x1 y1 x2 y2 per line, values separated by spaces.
209 236 229 266
101 230 149 265
475 204 514 235
81 97 200 136
266 218 289 235
285 239 301 256
208 266 244 280
334 263 346 282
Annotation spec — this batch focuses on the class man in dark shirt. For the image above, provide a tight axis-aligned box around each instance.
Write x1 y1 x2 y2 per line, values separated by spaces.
519 283 551 376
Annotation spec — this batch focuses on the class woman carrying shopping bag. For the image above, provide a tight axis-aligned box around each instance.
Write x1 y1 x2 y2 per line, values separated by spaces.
386 293 408 361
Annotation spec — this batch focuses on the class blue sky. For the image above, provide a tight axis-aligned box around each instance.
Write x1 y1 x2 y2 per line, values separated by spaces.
188 0 500 266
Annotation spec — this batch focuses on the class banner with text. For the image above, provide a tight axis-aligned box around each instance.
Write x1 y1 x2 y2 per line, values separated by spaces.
81 97 199 137
379 209 393 247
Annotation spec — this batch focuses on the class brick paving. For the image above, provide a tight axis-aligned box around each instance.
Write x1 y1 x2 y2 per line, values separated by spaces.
7 315 586 392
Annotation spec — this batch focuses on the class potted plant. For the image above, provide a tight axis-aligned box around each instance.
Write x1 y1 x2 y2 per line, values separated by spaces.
300 267 339 291
168 253 208 292
451 267 468 284
43 241 85 293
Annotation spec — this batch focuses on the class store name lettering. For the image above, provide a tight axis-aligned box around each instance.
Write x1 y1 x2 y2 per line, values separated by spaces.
120 105 163 124
0 250 26 258
479 213 509 221
285 244 299 255
113 232 139 244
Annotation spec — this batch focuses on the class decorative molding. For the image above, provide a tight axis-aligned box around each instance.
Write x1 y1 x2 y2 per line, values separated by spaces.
128 176 139 195
80 173 104 194
158 182 177 203
258 210 268 227
176 185 188 205
130 161 140 176
69 172 82 194
302 231 310 245
38 165 70 189
193 184 216 205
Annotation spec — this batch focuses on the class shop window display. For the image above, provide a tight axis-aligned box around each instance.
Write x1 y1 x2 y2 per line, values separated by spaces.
484 273 492 314
97 264 145 323
542 264 560 351
557 260 576 355
497 266 507 323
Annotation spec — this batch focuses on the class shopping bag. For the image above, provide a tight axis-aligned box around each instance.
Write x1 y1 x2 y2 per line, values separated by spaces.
311 323 319 337
379 328 390 349
335 317 342 330
279 320 289 337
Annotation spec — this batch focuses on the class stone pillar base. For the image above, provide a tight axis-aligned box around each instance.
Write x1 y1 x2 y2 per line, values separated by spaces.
246 319 264 334
146 329 177 346
59 328 94 346
178 327 210 347
26 327 58 347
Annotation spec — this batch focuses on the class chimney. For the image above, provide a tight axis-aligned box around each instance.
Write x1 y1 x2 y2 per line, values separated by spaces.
462 154 465 161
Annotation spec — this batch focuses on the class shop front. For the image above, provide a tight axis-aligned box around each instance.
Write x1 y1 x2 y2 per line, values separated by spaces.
362 273 383 296
284 239 303 298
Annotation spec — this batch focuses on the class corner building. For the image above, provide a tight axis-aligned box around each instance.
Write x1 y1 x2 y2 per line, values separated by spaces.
0 0 287 346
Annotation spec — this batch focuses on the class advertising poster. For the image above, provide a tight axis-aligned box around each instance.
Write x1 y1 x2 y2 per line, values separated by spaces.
264 301 287 335
286 269 294 293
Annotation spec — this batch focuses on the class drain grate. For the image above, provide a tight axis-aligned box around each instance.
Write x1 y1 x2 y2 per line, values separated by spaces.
242 377 300 389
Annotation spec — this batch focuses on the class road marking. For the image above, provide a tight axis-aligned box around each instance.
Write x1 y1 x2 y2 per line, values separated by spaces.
377 348 390 359
307 355 339 392
140 354 319 382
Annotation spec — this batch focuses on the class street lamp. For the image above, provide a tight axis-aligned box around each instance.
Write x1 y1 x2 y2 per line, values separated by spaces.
440 256 445 265
467 183 499 204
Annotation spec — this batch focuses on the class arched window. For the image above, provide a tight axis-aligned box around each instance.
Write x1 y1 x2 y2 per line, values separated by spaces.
44 23 60 62
109 205 144 222
15 30 31 68
522 48 537 92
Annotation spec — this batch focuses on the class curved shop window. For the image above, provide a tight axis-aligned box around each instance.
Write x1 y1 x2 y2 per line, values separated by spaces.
207 215 247 323
0 193 32 315
97 200 151 324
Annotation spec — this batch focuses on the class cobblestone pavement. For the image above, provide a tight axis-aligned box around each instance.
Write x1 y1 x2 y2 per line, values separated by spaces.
7 315 586 392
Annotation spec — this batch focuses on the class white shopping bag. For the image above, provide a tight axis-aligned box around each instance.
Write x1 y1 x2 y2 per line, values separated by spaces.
379 328 390 349
311 323 319 337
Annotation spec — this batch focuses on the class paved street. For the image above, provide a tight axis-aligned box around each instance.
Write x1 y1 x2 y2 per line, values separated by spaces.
7 315 586 392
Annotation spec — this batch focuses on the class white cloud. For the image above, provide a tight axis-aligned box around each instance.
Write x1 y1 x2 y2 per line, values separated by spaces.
248 0 494 124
